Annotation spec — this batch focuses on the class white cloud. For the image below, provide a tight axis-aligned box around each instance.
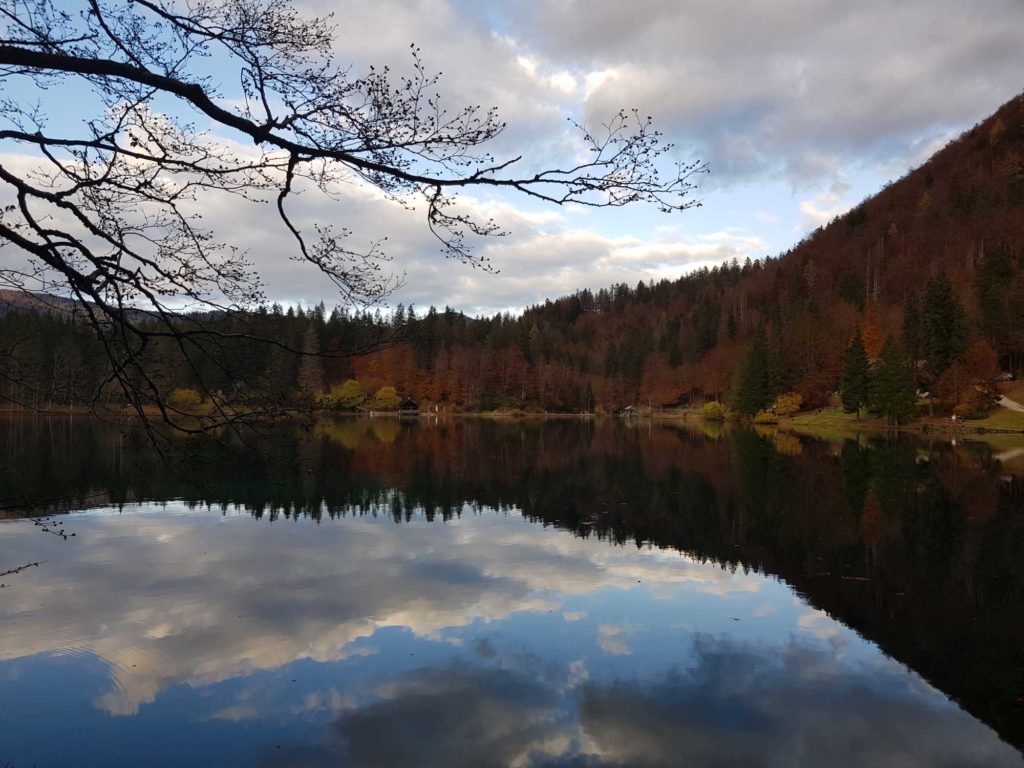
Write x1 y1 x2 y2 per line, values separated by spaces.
508 0 1024 186
4 0 1023 314
798 179 854 232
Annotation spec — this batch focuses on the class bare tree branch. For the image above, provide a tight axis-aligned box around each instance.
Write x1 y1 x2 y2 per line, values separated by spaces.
0 0 706 438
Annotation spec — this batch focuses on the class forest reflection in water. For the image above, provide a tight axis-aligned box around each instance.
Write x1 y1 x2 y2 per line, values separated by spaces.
0 415 1022 767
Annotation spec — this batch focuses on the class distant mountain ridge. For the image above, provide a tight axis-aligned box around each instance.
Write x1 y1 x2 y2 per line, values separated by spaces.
0 288 82 317
0 288 201 326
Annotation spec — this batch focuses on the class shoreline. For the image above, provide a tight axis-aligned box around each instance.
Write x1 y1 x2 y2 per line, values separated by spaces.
4 404 1024 438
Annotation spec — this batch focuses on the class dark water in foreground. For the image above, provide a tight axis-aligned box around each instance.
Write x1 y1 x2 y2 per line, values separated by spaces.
1 416 1023 767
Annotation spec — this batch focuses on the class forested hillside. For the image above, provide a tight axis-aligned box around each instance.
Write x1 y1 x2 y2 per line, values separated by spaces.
3 93 1023 415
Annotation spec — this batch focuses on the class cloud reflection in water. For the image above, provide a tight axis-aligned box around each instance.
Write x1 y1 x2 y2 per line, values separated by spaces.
0 503 1020 767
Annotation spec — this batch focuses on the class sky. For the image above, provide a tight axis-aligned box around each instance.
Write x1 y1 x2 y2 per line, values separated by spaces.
3 0 1024 316
266 0 1024 315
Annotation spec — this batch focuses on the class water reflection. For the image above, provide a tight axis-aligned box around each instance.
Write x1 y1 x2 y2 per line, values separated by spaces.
0 416 1022 766
0 507 760 717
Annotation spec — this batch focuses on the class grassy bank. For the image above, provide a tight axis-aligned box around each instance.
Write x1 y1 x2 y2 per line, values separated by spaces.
777 407 1024 442
783 411 891 441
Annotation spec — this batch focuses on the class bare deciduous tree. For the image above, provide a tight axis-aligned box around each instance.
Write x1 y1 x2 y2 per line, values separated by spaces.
0 0 704 432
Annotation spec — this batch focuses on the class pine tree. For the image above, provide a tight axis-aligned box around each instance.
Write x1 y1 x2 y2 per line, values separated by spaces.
841 326 871 418
668 339 682 368
974 244 1014 350
869 336 917 426
734 330 777 415
921 272 969 379
1010 273 1024 376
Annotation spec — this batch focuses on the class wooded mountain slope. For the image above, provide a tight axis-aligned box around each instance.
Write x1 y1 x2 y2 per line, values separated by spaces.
494 90 1024 411
2 93 1023 413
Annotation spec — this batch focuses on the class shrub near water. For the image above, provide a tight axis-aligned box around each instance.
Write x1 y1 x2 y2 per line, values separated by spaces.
168 388 204 410
701 402 726 421
773 392 804 417
370 386 401 411
327 379 365 410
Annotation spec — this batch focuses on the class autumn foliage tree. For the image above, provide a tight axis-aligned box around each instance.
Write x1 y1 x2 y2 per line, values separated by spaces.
773 392 804 417
860 305 885 360
327 379 365 410
936 339 1001 415
369 386 401 411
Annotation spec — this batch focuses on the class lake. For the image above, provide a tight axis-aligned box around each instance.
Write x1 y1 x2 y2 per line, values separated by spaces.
1 416 1022 767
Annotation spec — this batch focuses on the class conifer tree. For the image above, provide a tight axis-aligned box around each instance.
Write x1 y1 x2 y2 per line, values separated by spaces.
902 290 923 364
841 326 871 418
869 337 917 427
734 330 778 415
974 245 1014 349
922 272 969 378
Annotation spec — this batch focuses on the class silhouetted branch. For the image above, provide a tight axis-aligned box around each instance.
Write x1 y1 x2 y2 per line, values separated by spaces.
0 0 705 438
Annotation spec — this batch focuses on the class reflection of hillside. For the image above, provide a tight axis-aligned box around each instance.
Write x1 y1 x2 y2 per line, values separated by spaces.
2 416 1023 749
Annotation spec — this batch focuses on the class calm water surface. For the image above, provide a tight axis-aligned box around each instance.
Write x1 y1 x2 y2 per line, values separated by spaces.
1 417 1022 767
